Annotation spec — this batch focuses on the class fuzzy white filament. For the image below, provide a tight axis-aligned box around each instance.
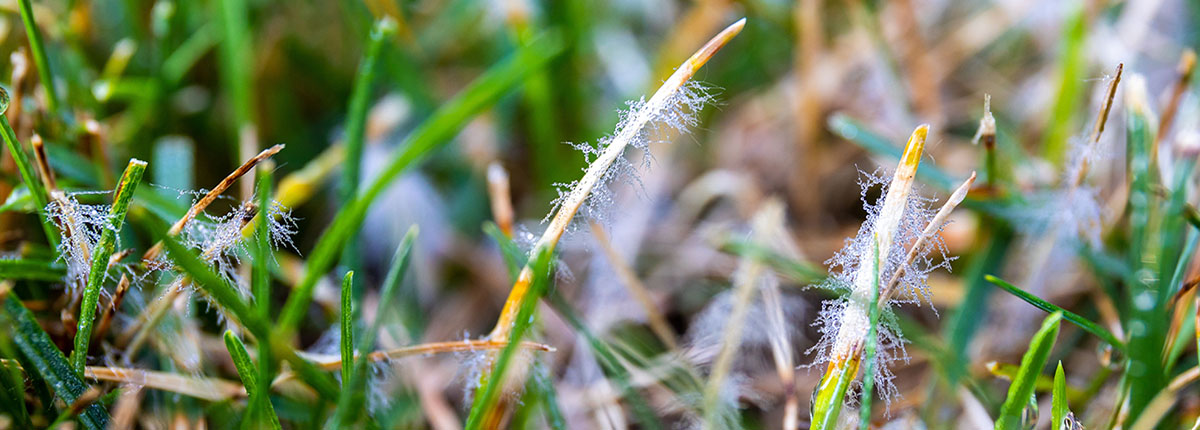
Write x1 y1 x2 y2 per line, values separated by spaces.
829 125 926 360
489 18 745 340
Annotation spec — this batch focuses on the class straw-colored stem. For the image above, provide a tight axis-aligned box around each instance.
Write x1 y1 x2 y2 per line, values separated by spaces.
487 162 515 237
300 339 555 372
489 18 745 341
880 172 975 306
85 366 245 401
142 144 283 263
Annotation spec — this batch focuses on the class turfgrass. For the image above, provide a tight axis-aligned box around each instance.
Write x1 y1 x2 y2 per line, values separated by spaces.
2 1 1200 429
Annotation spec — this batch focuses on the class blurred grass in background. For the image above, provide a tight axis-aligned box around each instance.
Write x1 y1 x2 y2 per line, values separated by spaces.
2 0 1200 428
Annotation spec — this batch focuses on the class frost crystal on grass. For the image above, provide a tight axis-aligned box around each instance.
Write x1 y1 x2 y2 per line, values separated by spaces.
806 168 953 407
547 80 714 232
47 193 113 289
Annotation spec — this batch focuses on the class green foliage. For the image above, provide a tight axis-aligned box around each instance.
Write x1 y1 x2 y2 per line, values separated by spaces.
996 312 1062 430
71 159 146 374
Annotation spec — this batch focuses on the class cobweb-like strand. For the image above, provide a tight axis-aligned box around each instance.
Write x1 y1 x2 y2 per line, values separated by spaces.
47 193 113 290
805 169 952 407
547 80 714 235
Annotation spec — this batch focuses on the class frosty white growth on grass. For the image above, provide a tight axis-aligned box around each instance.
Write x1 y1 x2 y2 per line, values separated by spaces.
806 126 969 407
489 19 744 341
47 192 112 289
548 79 714 231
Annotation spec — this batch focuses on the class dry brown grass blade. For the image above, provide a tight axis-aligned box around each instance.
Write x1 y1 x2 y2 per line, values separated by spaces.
108 385 144 430
141 143 283 263
880 171 975 305
93 273 130 342
1072 63 1123 188
30 134 56 192
589 220 677 349
85 366 245 402
302 339 556 372
487 162 514 237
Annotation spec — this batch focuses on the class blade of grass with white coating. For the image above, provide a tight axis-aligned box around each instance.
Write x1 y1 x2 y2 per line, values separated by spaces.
814 125 928 430
71 159 146 374
276 33 564 336
2 296 109 430
490 19 746 341
224 331 281 430
985 275 1124 351
995 311 1062 430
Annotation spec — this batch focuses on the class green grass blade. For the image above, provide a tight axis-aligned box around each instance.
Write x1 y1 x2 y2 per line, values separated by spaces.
717 236 827 285
465 246 555 430
1124 82 1168 423
339 18 396 268
224 331 282 430
985 275 1124 351
17 0 60 117
1052 361 1068 427
276 32 564 336
0 108 58 247
328 227 417 428
1040 9 1087 165
995 311 1062 430
339 270 354 385
340 17 396 206
364 226 418 350
215 0 254 134
71 159 146 374
0 258 66 281
484 221 526 282
859 236 882 429
2 296 109 430
252 168 276 424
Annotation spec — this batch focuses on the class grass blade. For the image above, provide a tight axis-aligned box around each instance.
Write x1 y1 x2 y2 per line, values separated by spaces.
0 258 66 281
328 227 418 428
0 92 57 247
71 159 146 374
1052 361 1068 427
2 295 109 429
465 246 554 430
224 331 281 430
339 270 354 385
17 0 60 117
859 236 882 429
985 275 1124 351
276 33 564 336
995 311 1062 430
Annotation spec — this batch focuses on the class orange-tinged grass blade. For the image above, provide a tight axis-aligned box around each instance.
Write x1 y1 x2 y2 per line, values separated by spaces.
489 18 745 341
